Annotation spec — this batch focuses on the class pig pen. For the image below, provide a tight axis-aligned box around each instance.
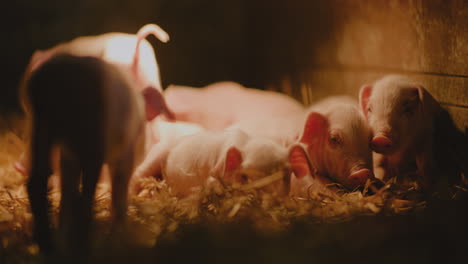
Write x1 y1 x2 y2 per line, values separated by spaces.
1 1 468 263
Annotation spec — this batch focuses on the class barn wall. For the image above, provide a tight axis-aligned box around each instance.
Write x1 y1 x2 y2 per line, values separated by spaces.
251 0 468 132
2 0 467 132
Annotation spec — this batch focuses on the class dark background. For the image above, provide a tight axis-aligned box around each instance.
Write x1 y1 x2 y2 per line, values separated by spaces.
1 0 254 113
0 1 467 262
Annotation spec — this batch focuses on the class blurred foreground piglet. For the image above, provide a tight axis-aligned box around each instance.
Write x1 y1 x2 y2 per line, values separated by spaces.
26 54 147 257
21 23 173 120
15 24 174 176
359 75 442 187
164 81 305 145
24 24 168 93
298 96 374 190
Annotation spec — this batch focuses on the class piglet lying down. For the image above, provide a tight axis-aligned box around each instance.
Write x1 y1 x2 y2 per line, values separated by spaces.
163 83 374 191
135 128 289 197
26 54 147 255
299 96 374 190
163 81 305 145
133 125 337 198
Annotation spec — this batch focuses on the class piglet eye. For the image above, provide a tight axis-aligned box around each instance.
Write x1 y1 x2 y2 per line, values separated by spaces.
367 106 372 113
402 99 418 115
402 104 415 115
329 134 342 147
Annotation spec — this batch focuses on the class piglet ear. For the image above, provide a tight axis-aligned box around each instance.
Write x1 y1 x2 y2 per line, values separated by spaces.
408 85 421 99
402 86 423 113
142 86 176 121
416 85 429 102
299 112 328 146
225 146 242 173
414 84 441 116
288 144 311 179
359 84 372 119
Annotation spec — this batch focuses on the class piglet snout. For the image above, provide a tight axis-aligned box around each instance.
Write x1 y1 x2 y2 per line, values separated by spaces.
349 168 373 187
370 136 393 154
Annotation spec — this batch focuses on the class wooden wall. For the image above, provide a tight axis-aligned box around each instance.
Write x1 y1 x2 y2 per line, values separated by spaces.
250 0 468 132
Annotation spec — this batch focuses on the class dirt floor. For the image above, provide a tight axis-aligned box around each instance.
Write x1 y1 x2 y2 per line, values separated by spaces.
1 114 467 264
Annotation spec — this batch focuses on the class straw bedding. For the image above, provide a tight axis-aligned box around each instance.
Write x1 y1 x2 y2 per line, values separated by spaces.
0 117 466 264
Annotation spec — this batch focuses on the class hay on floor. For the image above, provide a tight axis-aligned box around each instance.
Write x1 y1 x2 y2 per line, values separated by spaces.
0 126 465 262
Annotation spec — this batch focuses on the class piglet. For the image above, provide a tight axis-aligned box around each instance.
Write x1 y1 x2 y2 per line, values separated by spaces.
132 120 204 184
25 54 148 256
20 23 173 120
27 24 168 90
15 24 174 176
160 128 290 197
359 75 442 187
164 81 305 145
298 96 374 190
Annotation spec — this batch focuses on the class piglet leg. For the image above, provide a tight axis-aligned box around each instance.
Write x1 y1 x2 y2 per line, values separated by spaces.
58 149 81 255
373 152 402 181
372 153 387 180
79 150 104 256
27 121 54 254
108 146 136 230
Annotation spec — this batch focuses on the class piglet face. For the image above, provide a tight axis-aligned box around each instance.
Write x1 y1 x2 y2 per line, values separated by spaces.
360 76 424 154
300 108 374 189
222 139 290 194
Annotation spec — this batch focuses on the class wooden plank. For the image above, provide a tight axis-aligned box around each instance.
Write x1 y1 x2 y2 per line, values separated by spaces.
267 69 468 107
443 105 468 134
316 0 468 76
